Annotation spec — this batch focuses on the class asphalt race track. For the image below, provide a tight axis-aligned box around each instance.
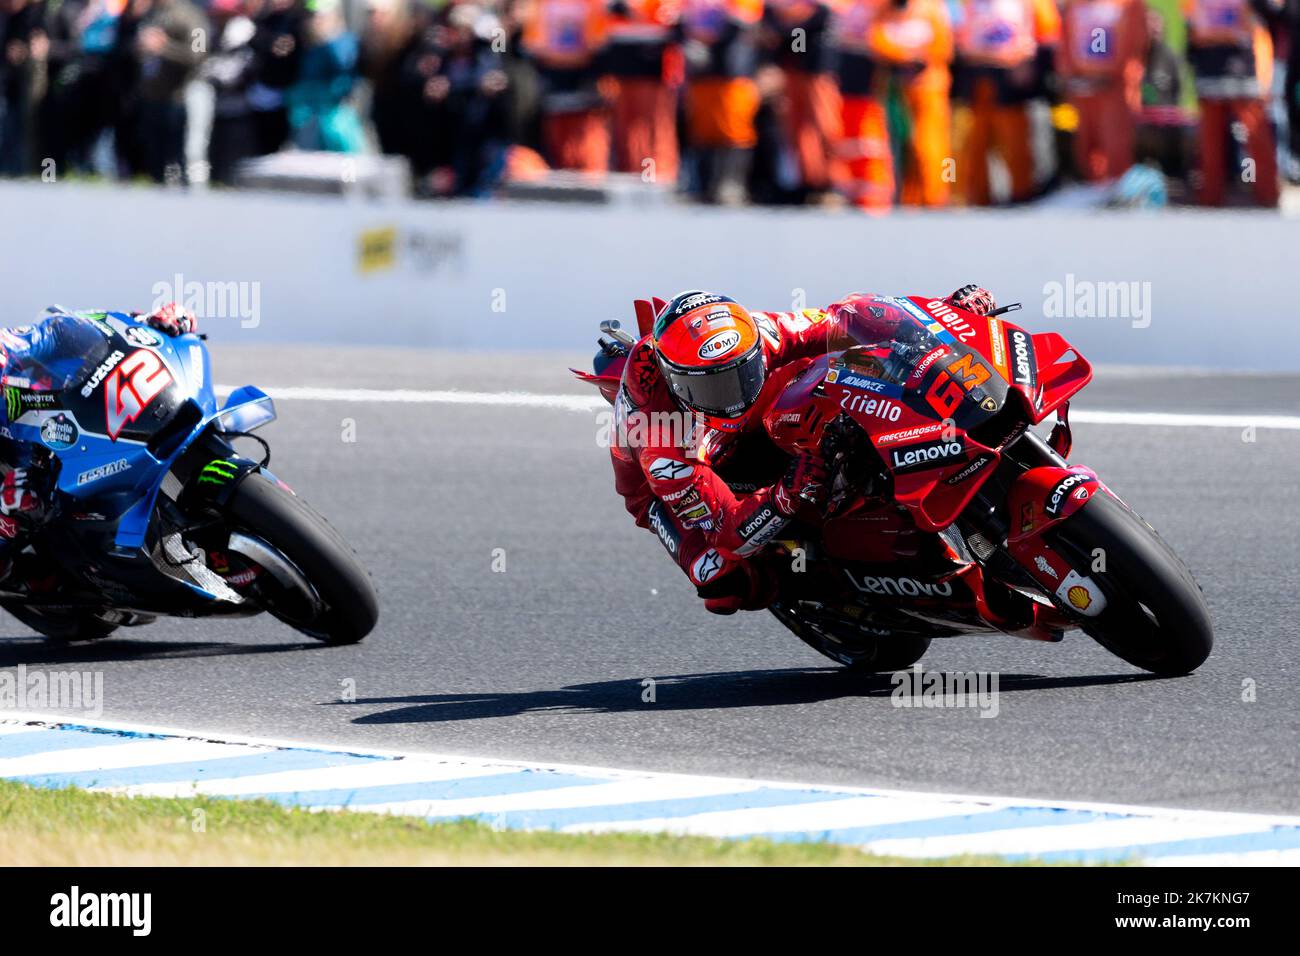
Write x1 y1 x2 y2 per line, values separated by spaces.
3 344 1298 815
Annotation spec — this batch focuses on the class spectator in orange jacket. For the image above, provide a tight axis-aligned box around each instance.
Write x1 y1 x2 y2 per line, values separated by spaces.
522 0 611 172
1059 0 1148 182
868 0 954 205
678 0 765 203
604 0 681 182
761 0 843 197
831 0 894 208
952 0 1060 204
1183 0 1279 205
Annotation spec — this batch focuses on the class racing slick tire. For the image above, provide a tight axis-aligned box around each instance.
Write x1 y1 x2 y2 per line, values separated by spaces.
226 471 379 645
1 603 118 643
1047 491 1213 676
770 600 932 672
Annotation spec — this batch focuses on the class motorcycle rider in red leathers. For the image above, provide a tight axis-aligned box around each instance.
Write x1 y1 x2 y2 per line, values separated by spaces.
609 285 997 614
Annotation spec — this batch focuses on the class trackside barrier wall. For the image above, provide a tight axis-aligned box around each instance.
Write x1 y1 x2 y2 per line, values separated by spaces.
1 183 1293 370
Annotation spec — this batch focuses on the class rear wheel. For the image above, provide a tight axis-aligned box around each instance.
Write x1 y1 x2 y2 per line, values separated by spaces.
770 600 932 672
225 472 378 645
1048 491 1212 675
0 603 118 643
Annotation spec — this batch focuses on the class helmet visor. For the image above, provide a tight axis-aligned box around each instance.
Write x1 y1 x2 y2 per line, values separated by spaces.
661 346 767 419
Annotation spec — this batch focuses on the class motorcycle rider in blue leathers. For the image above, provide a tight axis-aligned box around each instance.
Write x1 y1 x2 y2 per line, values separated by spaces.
0 303 197 583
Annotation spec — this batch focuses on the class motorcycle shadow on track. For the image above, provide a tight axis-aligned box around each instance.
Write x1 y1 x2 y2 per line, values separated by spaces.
0 634 313 667
331 669 1163 725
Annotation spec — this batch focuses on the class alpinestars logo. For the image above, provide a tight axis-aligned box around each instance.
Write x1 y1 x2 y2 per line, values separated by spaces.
648 458 693 481
692 549 723 584
890 439 964 474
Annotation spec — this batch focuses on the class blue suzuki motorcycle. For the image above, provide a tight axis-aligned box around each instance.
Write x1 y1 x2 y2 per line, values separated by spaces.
0 309 378 644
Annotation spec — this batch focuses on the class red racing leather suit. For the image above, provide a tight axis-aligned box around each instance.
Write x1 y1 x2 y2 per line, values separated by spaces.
609 295 872 610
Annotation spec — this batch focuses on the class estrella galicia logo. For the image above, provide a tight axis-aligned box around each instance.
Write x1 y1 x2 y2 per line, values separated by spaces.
40 413 79 450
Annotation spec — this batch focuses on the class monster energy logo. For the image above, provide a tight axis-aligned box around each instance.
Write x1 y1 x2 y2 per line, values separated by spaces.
4 386 56 421
198 459 239 486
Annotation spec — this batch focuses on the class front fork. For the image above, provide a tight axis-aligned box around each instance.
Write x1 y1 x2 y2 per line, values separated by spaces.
961 430 1112 633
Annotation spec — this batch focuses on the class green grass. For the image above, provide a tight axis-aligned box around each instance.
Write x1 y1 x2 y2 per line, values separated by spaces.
0 779 1063 867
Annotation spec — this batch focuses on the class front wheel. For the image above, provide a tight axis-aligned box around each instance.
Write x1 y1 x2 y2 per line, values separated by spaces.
1047 491 1212 675
225 472 379 645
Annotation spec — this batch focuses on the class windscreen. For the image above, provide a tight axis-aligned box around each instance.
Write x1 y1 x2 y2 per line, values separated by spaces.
829 295 949 386
3 315 115 392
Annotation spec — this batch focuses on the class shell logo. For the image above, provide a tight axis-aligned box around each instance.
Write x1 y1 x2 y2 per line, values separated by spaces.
1067 585 1092 610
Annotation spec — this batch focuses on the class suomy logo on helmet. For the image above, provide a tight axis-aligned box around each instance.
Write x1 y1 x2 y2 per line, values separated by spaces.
697 329 741 360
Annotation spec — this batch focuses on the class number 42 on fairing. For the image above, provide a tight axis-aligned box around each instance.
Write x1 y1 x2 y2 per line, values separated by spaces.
105 349 173 440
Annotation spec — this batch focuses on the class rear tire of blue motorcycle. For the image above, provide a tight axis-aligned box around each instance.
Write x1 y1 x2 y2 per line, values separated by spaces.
0 603 118 643
227 472 379 645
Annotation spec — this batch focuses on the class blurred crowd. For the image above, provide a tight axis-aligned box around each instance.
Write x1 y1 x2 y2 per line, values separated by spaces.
2 0 1298 207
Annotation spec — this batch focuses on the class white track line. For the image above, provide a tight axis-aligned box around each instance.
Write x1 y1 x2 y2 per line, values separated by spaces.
570 795 1002 838
1069 410 1300 430
0 738 259 778
218 385 603 412
864 817 1278 859
8 710 1300 830
107 759 507 798
1157 848 1300 867
355 777 764 820
215 385 1300 430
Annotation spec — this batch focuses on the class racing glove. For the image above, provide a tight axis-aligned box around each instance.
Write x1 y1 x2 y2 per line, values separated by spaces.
775 451 828 517
0 468 48 531
700 559 779 615
946 284 997 316
137 302 198 337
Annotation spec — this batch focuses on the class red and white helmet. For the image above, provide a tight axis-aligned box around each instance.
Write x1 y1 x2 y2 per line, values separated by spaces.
652 291 766 430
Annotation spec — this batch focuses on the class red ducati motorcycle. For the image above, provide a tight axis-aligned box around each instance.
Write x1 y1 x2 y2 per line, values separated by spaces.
579 295 1213 676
